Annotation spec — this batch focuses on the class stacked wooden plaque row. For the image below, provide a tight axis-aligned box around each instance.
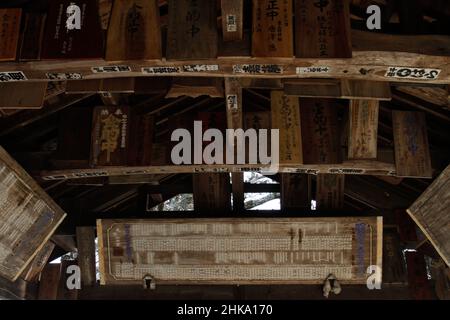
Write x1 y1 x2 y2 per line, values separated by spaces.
1 0 352 61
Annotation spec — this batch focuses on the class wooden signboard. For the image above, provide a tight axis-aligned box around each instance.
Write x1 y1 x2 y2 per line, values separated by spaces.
348 100 379 160
0 146 66 281
252 0 294 57
281 173 310 209
221 0 244 42
295 0 352 58
407 165 450 266
41 0 103 59
106 0 162 61
271 91 303 164
90 106 131 167
97 217 383 285
193 173 231 212
300 98 340 164
166 0 218 60
0 82 48 109
19 13 46 61
128 114 154 166
0 9 22 61
315 174 345 209
392 111 432 178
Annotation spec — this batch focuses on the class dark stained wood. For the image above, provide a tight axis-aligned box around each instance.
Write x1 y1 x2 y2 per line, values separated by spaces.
90 106 131 167
166 78 224 98
295 0 352 58
300 98 341 164
19 13 46 61
252 0 294 57
76 227 96 287
405 251 434 300
221 0 244 42
315 174 344 209
38 264 61 300
348 100 379 160
392 111 432 178
280 173 310 209
193 173 231 212
166 0 218 60
106 0 162 61
0 8 21 61
41 1 103 59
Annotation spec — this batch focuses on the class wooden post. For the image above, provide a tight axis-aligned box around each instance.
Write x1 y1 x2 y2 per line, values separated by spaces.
76 227 97 287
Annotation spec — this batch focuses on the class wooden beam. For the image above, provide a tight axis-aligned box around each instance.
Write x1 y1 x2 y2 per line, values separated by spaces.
76 227 96 287
407 165 450 266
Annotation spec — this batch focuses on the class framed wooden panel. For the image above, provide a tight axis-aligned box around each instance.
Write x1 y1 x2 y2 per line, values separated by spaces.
0 146 66 281
271 91 303 164
0 8 21 61
295 0 351 58
252 0 294 57
392 111 432 178
407 165 450 266
166 0 218 60
98 217 383 285
106 0 162 61
348 100 379 160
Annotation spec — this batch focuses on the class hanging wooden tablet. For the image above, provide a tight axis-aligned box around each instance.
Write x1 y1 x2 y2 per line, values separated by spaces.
41 0 103 59
295 0 352 58
221 0 244 41
252 0 294 57
392 111 432 178
315 174 345 209
19 13 46 61
348 100 379 160
0 146 66 281
271 91 303 164
193 173 231 212
300 98 340 164
106 0 162 61
90 106 131 167
281 173 310 209
0 8 22 61
167 0 218 60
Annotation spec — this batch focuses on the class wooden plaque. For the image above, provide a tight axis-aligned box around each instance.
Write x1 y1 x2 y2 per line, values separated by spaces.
271 91 303 164
19 13 46 61
348 100 379 160
0 146 66 281
193 173 231 212
407 165 450 266
97 217 383 285
0 9 22 61
166 0 218 60
281 173 310 209
316 174 345 209
90 106 131 167
392 111 432 178
128 114 154 166
300 98 340 164
252 0 294 57
41 0 103 59
106 0 162 61
0 82 48 109
295 0 352 58
221 0 244 41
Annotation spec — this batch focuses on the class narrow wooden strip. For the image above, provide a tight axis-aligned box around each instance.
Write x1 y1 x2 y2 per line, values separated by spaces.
348 100 379 159
76 227 96 287
193 173 231 212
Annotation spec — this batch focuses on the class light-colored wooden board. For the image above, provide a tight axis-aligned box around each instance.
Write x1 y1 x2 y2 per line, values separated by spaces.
392 111 432 178
348 100 379 159
106 0 162 61
0 9 21 61
0 82 48 109
407 165 450 266
66 78 135 93
341 80 391 101
295 0 352 58
0 146 66 281
252 0 294 57
271 91 303 164
316 174 345 209
284 79 341 98
97 217 383 285
221 0 244 42
167 0 218 60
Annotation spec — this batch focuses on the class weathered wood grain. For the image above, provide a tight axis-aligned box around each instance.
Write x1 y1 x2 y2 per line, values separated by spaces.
281 173 310 209
392 111 432 178
252 0 294 57
167 0 218 59
407 165 450 266
295 0 352 58
271 91 303 164
0 146 66 281
97 217 383 285
106 0 162 61
348 100 379 159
